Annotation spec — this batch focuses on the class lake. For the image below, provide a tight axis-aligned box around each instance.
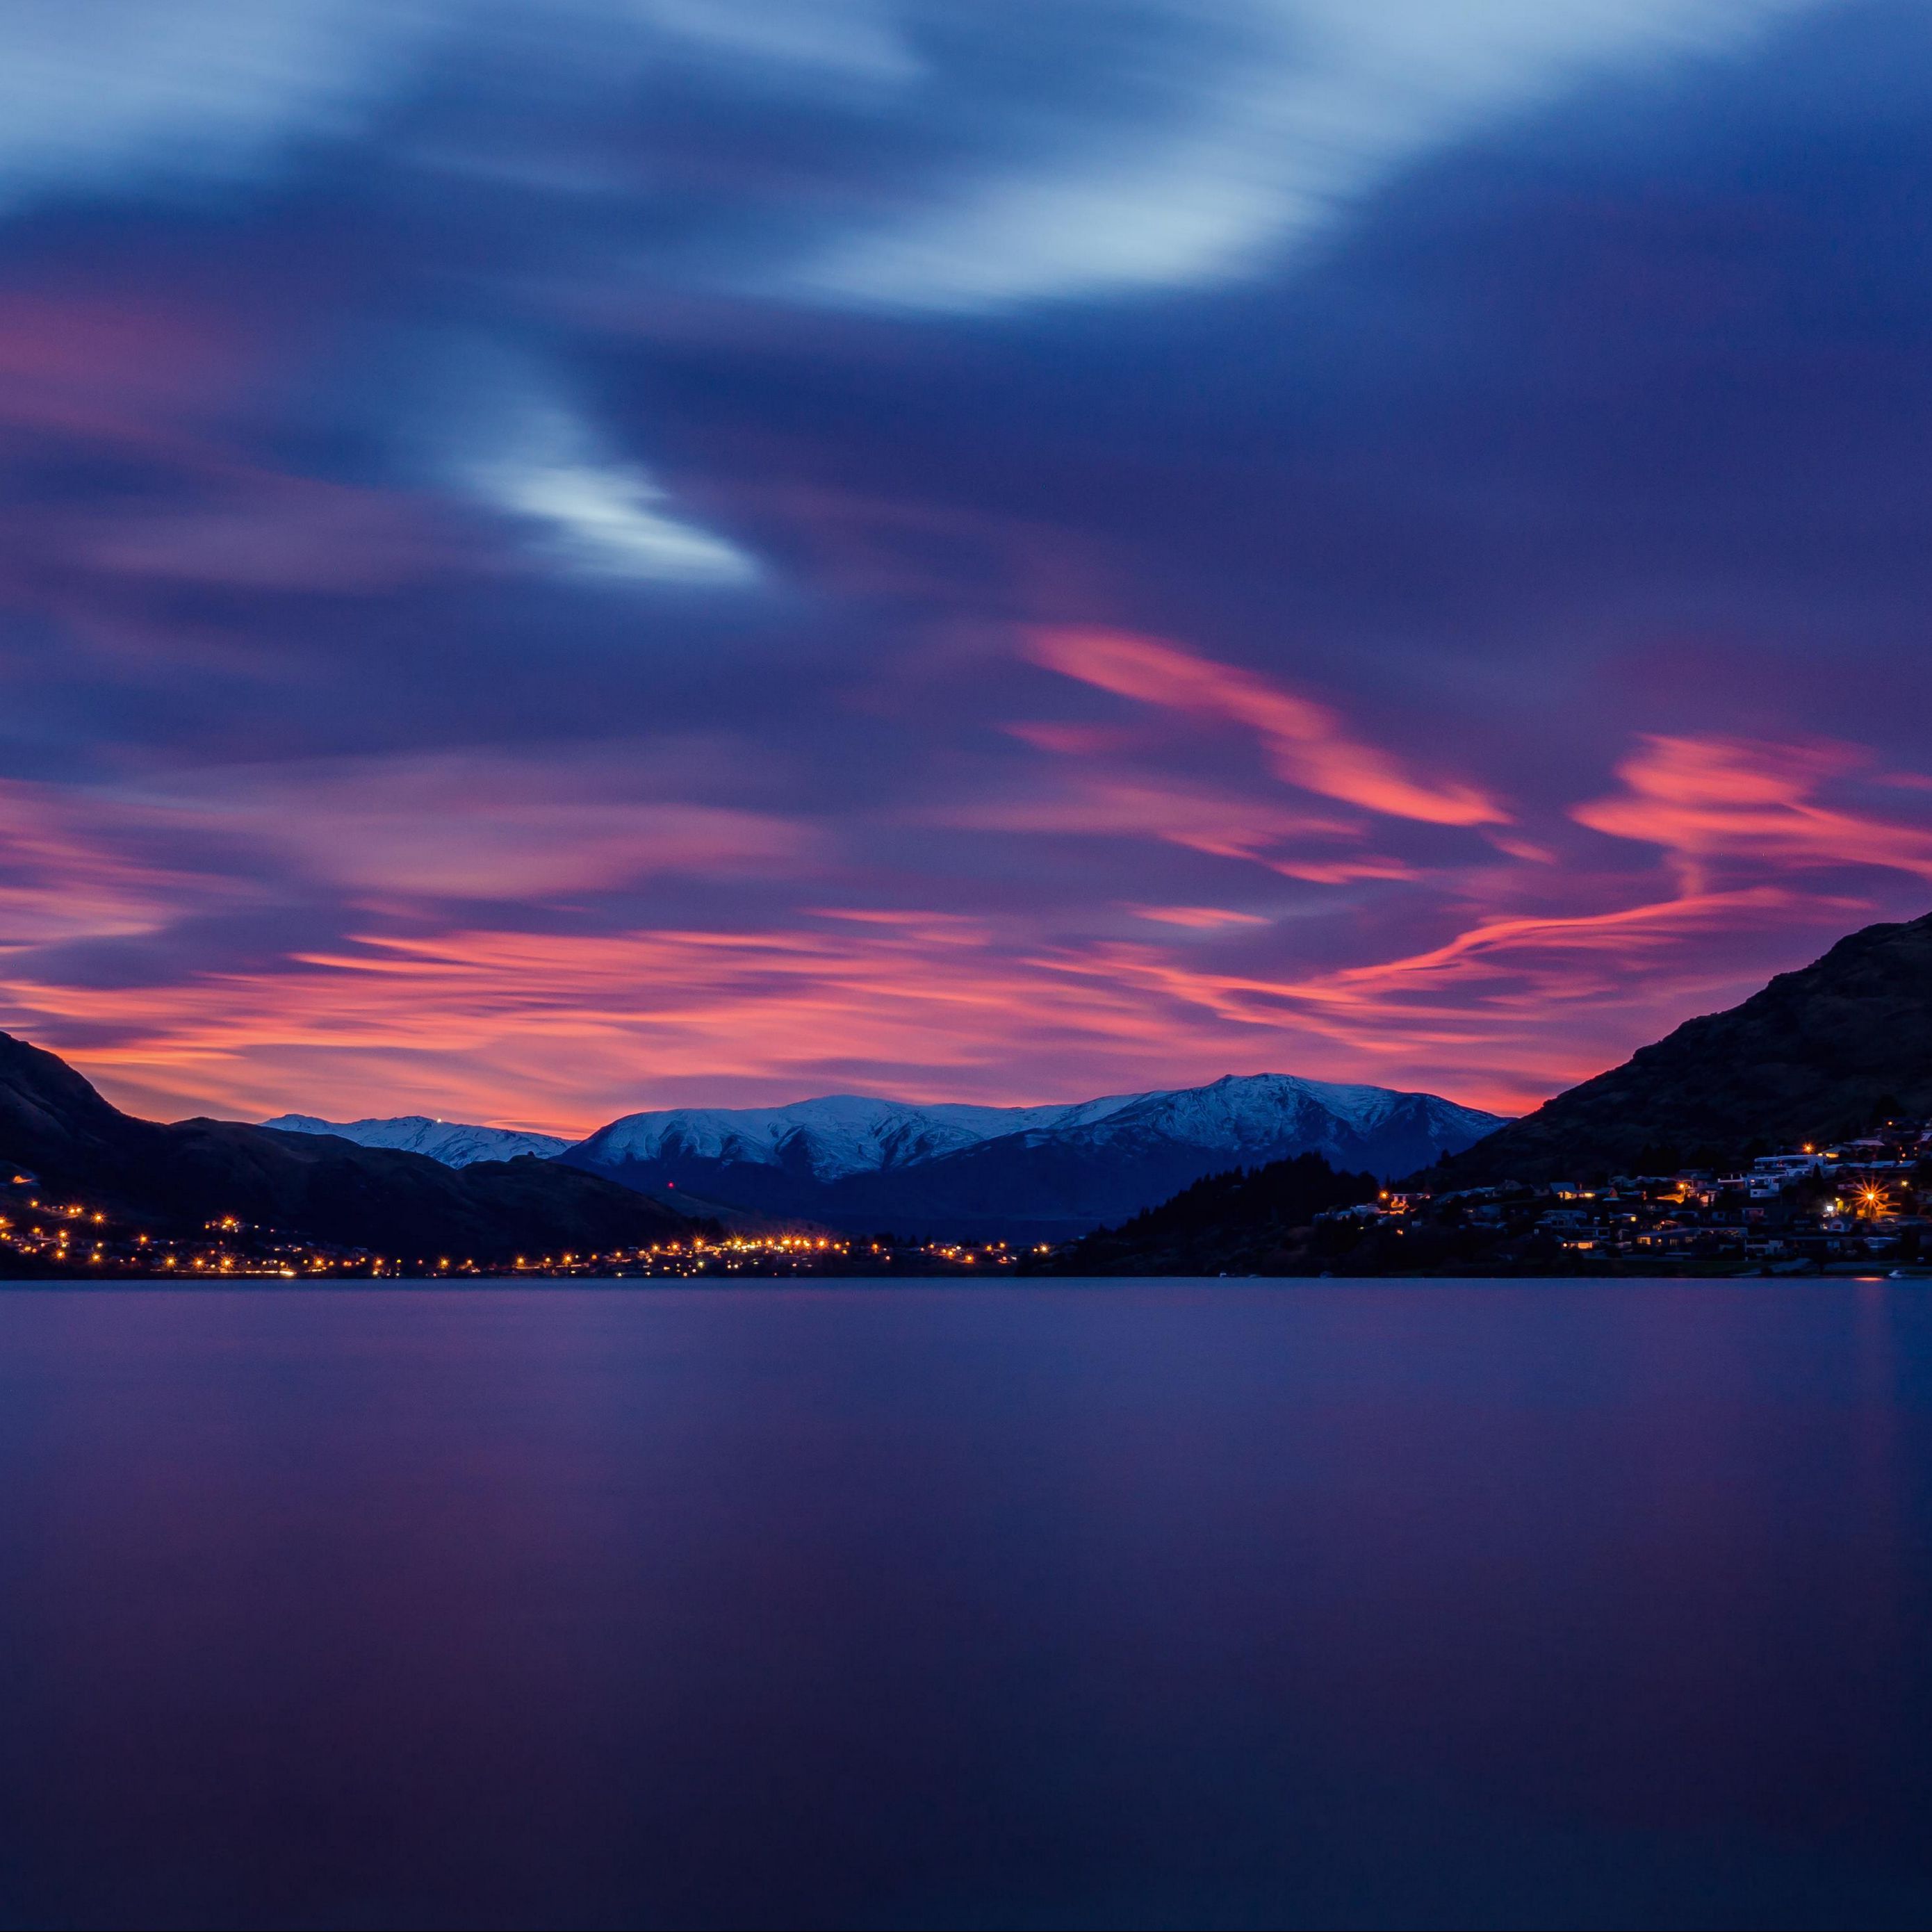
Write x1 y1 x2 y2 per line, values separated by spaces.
2 1282 1931 1929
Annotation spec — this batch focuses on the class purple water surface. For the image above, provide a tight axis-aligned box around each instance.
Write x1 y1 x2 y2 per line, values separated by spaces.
2 1282 1930 1929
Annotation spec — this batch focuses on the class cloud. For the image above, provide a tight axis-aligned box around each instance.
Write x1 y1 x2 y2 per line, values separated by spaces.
1571 735 1932 884
466 400 760 587
1292 885 1801 1004
0 0 436 206
1027 628 1507 826
67 482 446 594
4 0 1931 1140
0 0 919 211
0 779 236 947
0 919 1367 1129
1035 883 1828 1112
0 0 1822 316
27 886 1769 1129
1129 906 1271 929
938 771 1377 871
480 455 760 584
236 756 812 896
630 0 917 83
787 0 1824 311
0 755 814 920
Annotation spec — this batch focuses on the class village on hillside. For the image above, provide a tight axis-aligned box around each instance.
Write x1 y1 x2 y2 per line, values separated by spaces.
12 1120 1932 1281
1313 1121 1932 1275
0 1168 1023 1279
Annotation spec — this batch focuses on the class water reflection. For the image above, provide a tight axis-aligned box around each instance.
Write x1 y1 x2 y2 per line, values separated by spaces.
1 1284 1929 1929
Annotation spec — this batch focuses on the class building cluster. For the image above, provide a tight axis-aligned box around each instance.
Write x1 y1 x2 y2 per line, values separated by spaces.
1313 1120 1932 1272
0 1174 391 1277
22 1122 1932 1282
486 1236 1020 1277
0 1172 1021 1279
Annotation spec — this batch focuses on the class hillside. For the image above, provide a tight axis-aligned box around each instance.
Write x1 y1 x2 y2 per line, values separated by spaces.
1430 910 1932 1186
815 1077 1494 1239
0 1033 700 1266
1039 1153 1380 1275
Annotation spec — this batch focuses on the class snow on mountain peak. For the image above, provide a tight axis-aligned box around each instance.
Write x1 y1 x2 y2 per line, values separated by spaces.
571 1092 1140 1181
263 1113 571 1166
261 1072 1505 1190
569 1074 1503 1182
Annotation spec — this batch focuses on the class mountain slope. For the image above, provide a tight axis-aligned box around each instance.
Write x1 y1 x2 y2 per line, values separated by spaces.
565 1090 1145 1188
810 1075 1498 1237
0 1033 696 1265
264 1113 569 1165
566 1073 1505 1237
1430 910 1932 1186
1040 1152 1380 1275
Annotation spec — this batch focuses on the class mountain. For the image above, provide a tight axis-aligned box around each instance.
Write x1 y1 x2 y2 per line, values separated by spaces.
1039 1152 1381 1275
564 1074 1505 1240
0 1032 698 1266
1430 910 1932 1187
564 1091 1140 1182
264 1113 569 1165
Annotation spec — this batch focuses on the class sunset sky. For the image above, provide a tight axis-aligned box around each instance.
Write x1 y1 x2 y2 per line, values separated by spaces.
5 0 1932 1133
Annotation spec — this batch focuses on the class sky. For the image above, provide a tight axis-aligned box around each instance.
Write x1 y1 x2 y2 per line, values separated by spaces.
3 0 1932 1133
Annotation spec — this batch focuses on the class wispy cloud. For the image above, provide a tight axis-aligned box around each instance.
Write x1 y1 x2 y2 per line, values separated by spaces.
0 753 814 919
0 0 919 210
1035 885 1829 1113
788 0 1823 311
0 919 1364 1129
1572 735 1932 885
1 0 1927 1140
474 419 760 587
1129 906 1272 930
0 1 433 205
1027 629 1506 826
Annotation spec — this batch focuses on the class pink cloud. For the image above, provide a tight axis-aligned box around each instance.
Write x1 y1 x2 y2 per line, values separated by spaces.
1572 735 1932 883
0 778 263 947
0 290 454 603
940 772 1384 870
1027 628 1508 827
1001 721 1147 755
8 719 1931 1133
1268 856 1421 884
1027 884 1854 1113
3 922 1331 1129
0 755 816 910
1129 906 1272 929
0 291 242 440
70 480 449 594
0 883 1842 1131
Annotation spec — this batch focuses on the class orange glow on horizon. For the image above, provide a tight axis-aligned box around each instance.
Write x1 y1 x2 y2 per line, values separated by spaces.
6 703 1932 1133
0 888 1848 1130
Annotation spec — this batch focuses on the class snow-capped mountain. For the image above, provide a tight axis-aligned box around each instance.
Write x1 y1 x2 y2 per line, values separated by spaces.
562 1075 1506 1238
263 1113 570 1166
564 1091 1148 1184
262 1074 1505 1239
1040 1074 1497 1163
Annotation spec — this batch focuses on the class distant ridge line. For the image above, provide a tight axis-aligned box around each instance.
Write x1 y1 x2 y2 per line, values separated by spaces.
270 1072 1508 1241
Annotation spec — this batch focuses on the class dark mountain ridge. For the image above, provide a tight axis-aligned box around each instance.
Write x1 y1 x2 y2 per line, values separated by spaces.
561 1075 1502 1241
0 1031 698 1265
1430 910 1932 1187
801 1086 1489 1241
1041 1153 1380 1275
1032 910 1932 1275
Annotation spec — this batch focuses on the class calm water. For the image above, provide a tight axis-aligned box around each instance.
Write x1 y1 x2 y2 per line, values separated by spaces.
3 1282 1932 1930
